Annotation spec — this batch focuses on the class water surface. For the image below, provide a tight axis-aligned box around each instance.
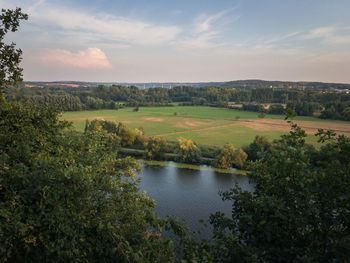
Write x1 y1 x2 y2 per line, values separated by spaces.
137 162 254 236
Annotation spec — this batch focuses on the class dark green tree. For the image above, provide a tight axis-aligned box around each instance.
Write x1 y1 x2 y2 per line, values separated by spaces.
0 8 28 90
245 135 273 161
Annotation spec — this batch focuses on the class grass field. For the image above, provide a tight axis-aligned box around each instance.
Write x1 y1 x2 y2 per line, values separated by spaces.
62 106 350 148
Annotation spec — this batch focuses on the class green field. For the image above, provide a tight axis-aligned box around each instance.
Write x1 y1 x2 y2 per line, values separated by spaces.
62 106 349 148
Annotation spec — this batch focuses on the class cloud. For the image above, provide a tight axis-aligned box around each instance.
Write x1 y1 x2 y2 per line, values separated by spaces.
40 47 113 69
194 11 226 34
174 8 239 50
264 31 300 44
27 2 182 46
174 31 222 49
302 26 350 45
194 8 239 34
303 26 336 39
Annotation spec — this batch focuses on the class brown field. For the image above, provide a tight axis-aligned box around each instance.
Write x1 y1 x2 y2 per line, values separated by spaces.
239 119 350 137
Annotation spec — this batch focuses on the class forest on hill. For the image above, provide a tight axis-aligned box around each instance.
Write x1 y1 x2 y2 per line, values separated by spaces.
6 81 350 121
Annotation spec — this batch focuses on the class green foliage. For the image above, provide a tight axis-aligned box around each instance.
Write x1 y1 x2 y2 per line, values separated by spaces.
0 11 175 261
320 102 350 121
215 144 248 169
144 136 167 160
184 124 350 262
244 135 273 161
84 119 118 134
0 99 175 262
176 137 201 164
232 148 248 169
215 144 236 169
268 103 285 114
0 8 28 89
258 112 265 118
117 122 137 147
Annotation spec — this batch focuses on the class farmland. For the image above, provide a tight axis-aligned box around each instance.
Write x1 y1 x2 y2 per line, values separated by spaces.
62 106 350 148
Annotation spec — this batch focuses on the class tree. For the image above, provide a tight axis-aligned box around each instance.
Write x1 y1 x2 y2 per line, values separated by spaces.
245 135 273 161
0 8 28 90
116 122 136 147
215 144 236 169
176 137 201 163
134 127 148 146
232 148 248 169
215 144 248 169
343 107 350 121
84 119 118 134
144 136 167 160
183 124 350 262
268 103 285 114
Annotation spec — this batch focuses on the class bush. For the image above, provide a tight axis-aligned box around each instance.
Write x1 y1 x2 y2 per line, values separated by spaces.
258 112 265 118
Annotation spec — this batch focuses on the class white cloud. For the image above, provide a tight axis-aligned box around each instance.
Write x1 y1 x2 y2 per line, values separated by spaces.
26 3 182 46
194 11 226 34
303 26 336 39
174 31 222 49
194 9 239 34
302 26 350 45
174 8 239 50
264 31 300 44
40 47 113 69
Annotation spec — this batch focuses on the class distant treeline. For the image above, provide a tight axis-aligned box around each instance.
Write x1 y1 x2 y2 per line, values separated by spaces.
6 84 350 120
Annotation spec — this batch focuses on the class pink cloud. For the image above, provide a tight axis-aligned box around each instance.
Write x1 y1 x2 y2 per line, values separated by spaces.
40 47 112 69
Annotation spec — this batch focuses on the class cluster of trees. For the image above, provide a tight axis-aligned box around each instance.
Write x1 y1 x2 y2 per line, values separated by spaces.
85 119 253 169
320 102 350 121
238 103 286 115
6 79 350 121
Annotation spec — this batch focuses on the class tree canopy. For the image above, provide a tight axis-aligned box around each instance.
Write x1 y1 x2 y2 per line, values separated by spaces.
0 8 28 89
182 124 350 262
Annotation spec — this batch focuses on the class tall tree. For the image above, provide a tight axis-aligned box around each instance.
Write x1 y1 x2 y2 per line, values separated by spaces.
176 137 201 163
0 8 28 90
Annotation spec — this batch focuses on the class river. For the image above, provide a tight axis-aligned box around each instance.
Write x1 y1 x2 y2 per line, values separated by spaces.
137 162 254 237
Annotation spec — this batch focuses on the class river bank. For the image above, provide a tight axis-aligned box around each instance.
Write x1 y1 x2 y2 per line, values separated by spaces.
141 160 247 175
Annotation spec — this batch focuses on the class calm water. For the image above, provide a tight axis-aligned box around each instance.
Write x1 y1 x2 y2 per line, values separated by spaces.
137 163 254 236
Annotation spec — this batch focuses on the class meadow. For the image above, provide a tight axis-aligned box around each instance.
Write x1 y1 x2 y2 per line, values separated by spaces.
62 106 350 148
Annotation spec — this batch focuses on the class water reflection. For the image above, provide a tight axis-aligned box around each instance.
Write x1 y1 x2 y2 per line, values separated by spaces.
174 167 201 188
137 163 254 237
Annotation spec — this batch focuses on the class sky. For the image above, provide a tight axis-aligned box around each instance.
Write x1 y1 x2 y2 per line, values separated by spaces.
2 0 350 83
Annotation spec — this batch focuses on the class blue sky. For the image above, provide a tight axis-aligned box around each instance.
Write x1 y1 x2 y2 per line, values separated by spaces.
2 0 350 83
